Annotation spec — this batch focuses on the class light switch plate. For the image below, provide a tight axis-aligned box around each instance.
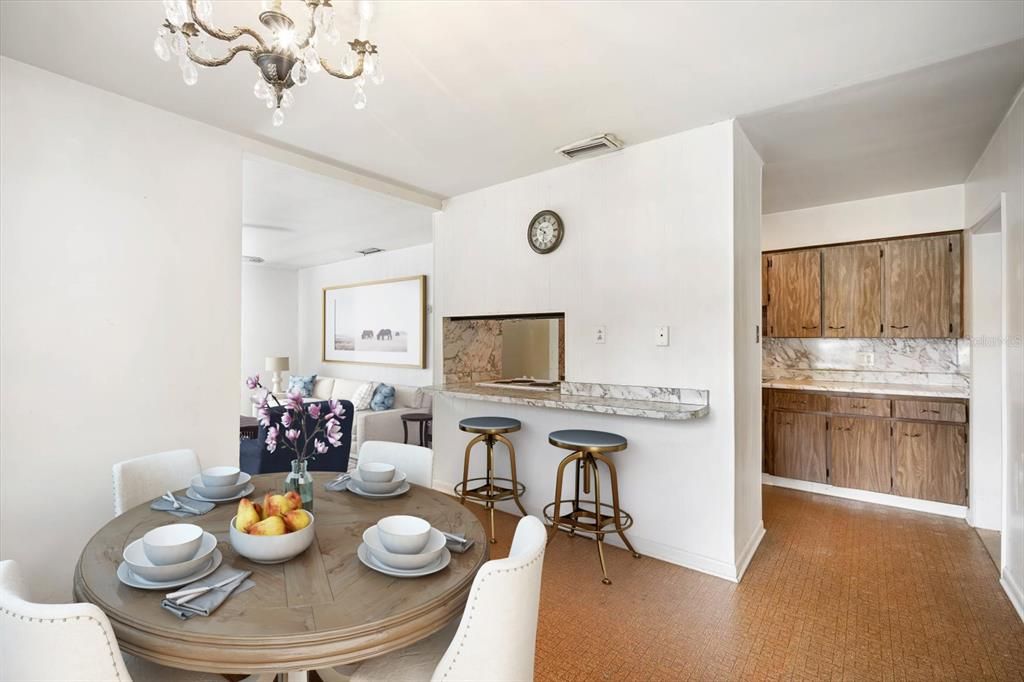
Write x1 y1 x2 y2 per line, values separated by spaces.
655 326 670 346
595 326 606 344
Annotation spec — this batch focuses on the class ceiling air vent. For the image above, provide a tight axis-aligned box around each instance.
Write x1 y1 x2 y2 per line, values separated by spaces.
557 134 624 160
356 247 385 256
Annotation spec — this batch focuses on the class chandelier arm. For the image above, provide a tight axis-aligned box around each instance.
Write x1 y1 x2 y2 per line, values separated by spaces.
187 44 258 68
186 0 269 51
319 53 366 80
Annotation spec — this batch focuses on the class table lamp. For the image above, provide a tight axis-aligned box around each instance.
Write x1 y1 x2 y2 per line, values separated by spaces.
265 356 290 394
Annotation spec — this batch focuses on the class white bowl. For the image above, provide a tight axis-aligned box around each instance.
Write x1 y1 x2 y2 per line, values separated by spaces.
201 466 241 488
229 511 315 564
363 526 445 570
124 532 217 582
351 470 407 495
358 462 396 483
142 523 204 566
376 515 431 554
190 471 251 499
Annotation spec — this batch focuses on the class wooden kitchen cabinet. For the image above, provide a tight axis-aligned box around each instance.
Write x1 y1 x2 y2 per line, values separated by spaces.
761 254 770 307
771 411 827 483
892 421 967 505
830 416 892 493
883 234 962 338
766 250 821 338
823 243 882 338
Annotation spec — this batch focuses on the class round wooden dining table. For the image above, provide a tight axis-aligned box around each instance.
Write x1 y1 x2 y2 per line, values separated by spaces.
74 472 488 679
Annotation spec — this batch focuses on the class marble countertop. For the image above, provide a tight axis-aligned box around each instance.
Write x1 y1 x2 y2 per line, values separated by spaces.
426 383 710 420
762 377 969 399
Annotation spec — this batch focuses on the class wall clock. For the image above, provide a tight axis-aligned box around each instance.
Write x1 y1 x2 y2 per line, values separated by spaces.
527 210 564 254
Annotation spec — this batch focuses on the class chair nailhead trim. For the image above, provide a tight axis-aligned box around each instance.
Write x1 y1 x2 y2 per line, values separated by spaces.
1 605 126 681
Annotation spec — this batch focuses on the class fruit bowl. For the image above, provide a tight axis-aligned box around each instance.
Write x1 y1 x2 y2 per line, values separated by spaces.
229 510 315 564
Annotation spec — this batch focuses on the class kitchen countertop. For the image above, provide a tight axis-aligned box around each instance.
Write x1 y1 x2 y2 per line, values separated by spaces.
762 377 969 399
426 383 710 420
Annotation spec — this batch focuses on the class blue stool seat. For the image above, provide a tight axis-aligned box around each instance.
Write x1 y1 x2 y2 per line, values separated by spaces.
549 429 627 452
459 416 522 434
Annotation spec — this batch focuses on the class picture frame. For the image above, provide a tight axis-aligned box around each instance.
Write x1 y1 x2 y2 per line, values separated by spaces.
321 275 426 368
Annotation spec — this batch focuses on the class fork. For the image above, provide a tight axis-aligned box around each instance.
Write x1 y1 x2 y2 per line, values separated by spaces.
163 491 201 515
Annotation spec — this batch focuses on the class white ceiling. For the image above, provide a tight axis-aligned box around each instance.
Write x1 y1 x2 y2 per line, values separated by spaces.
242 155 433 268
2 0 1023 208
743 39 1024 213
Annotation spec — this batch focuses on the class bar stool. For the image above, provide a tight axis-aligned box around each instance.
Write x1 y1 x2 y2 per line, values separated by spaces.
455 416 528 544
543 429 640 584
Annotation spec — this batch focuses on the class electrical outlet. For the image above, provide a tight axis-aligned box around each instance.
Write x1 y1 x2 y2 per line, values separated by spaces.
655 326 670 346
594 326 606 344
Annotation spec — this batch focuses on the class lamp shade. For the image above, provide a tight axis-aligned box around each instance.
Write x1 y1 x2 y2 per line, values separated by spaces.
265 356 290 372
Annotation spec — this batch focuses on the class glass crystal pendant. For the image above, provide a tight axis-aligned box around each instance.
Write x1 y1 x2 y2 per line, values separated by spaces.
181 61 199 86
303 46 321 74
170 32 187 57
272 107 285 127
195 0 213 21
163 0 184 25
281 89 295 109
291 61 309 87
153 29 171 62
370 54 383 85
353 83 367 110
254 78 271 100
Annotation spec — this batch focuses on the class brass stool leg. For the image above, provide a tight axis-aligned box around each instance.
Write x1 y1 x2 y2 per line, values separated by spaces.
495 433 527 516
486 435 497 544
549 450 578 544
593 451 641 559
590 454 611 585
458 434 486 506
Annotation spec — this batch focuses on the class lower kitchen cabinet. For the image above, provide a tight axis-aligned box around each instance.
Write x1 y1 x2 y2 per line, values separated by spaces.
893 422 967 505
830 416 892 493
772 411 827 483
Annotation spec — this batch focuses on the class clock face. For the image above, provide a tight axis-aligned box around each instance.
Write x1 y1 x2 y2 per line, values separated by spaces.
528 210 564 254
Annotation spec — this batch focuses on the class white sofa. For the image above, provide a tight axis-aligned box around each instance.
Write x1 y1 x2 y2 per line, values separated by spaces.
256 376 432 455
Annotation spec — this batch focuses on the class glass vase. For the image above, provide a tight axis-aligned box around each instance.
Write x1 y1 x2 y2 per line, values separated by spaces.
284 459 314 512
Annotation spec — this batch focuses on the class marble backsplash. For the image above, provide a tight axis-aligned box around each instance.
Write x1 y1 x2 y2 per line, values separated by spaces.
762 338 970 388
443 318 503 384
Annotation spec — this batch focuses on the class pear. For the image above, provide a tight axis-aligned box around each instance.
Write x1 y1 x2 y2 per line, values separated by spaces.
265 493 295 518
235 498 260 533
284 490 302 510
261 493 274 520
253 502 263 519
283 509 311 533
248 515 286 536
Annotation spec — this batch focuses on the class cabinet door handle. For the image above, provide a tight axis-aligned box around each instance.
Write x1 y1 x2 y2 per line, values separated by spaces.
852 405 867 410
890 325 910 330
921 409 940 414
802 325 818 330
903 433 921 438
828 325 846 330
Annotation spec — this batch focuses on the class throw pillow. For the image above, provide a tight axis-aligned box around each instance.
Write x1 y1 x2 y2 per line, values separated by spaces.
352 381 378 410
287 374 317 397
370 384 396 411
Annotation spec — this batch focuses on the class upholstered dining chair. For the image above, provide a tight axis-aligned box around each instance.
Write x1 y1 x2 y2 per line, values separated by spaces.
0 560 218 681
338 515 547 682
112 448 202 516
356 440 434 488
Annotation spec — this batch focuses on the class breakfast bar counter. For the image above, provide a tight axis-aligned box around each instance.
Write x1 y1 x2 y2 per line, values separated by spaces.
426 381 710 421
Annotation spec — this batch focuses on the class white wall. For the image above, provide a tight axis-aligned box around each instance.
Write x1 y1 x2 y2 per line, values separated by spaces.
297 244 433 386
761 184 964 251
241 264 298 412
0 58 241 599
965 85 1024 621
432 121 762 580
732 122 765 575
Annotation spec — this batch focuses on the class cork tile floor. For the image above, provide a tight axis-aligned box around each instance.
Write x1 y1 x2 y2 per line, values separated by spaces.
466 485 1024 681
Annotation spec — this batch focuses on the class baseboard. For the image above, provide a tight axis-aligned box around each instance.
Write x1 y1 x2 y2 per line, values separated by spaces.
763 474 968 519
434 478 750 583
734 522 765 582
1001 570 1024 623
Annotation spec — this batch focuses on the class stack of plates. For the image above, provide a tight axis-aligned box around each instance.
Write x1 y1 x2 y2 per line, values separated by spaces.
186 471 254 503
347 470 410 498
358 519 451 578
118 532 222 590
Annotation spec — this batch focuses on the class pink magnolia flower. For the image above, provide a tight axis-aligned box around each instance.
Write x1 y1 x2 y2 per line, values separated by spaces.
265 425 279 453
285 428 301 442
326 420 343 447
286 389 304 412
328 399 347 419
314 439 329 455
257 405 272 427
307 403 321 419
281 412 293 428
245 374 260 390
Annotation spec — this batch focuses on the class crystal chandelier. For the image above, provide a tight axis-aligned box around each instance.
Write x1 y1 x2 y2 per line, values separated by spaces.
153 0 382 127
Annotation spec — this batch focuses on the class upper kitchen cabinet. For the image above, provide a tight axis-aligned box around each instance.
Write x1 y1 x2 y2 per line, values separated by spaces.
823 243 882 338
883 233 962 338
766 249 821 337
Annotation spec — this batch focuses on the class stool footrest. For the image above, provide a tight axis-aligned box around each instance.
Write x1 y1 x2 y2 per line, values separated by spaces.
542 501 635 536
455 477 526 503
